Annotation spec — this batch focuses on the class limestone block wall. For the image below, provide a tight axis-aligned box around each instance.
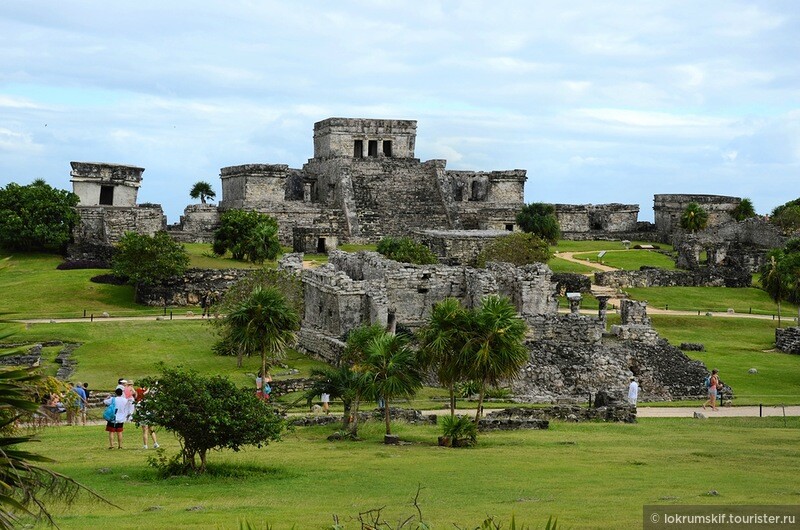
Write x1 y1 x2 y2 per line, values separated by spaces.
555 203 640 237
487 262 559 317
776 327 800 354
594 267 752 289
301 265 369 338
413 229 508 266
70 162 143 207
69 205 165 265
524 314 604 343
135 268 253 306
653 194 740 235
219 164 291 205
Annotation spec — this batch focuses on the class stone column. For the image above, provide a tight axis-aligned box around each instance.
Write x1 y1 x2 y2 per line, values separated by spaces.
597 296 610 323
567 293 582 315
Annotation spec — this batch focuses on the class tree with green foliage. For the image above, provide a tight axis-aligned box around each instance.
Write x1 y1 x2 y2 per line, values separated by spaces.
112 231 189 298
464 296 528 423
771 203 800 233
760 239 800 325
376 237 439 265
189 181 216 204
680 202 709 232
220 286 300 375
0 338 106 527
134 365 284 474
516 202 560 244
304 365 368 437
417 298 470 416
0 181 79 253
730 198 756 221
476 232 551 267
213 209 281 263
359 332 424 442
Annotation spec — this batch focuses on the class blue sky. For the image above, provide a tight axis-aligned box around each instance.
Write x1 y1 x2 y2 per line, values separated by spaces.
1 1 798 222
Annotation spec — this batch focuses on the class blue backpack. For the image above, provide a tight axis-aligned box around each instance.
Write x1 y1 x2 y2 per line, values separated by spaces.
703 376 711 389
103 402 116 422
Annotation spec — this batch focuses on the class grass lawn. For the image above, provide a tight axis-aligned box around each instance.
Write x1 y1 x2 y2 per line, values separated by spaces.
26 416 800 529
183 243 263 270
553 240 673 252
650 315 800 405
0 320 328 391
547 257 596 274
626 286 799 317
573 250 676 270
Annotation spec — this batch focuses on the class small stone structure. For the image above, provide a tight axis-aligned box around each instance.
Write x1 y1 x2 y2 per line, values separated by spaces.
776 327 800 354
67 162 166 266
292 226 338 254
136 268 254 306
554 203 653 240
167 204 220 243
653 194 740 238
413 229 510 266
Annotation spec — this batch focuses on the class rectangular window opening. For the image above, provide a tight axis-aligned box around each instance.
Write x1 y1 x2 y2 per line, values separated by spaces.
368 140 378 157
382 140 392 157
99 185 114 206
505 224 514 231
353 140 363 158
317 238 326 253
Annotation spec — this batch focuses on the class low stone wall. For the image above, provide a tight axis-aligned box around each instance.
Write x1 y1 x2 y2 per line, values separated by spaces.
136 268 254 306
594 267 751 289
551 272 592 294
484 404 636 425
290 407 436 427
776 327 800 354
524 314 604 344
297 328 347 365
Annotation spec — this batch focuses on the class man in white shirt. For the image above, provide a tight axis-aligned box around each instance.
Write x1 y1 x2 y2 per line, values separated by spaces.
627 377 639 406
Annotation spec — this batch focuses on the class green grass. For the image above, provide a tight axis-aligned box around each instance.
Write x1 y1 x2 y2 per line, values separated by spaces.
183 243 262 270
651 315 800 405
24 416 800 529
572 250 676 270
0 320 328 390
553 240 673 252
626 286 799 317
547 257 596 274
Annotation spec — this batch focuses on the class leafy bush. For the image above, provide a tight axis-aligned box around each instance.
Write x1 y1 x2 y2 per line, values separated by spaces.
134 365 285 474
213 209 281 263
771 204 800 233
680 202 709 232
376 237 438 265
440 414 477 447
476 232 551 267
0 181 79 253
112 231 189 293
516 202 560 244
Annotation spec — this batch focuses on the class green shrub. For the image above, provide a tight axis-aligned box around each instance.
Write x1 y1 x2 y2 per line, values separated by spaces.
213 209 281 263
440 414 477 447
516 202 560 244
112 231 189 294
0 180 79 253
376 237 438 265
476 232 551 267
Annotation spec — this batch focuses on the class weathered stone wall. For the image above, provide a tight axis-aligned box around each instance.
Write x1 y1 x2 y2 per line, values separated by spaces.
594 267 752 289
292 227 338 253
135 268 253 306
653 194 740 236
484 405 636 424
524 314 604 343
554 203 640 237
413 229 508 266
68 205 166 266
776 327 800 354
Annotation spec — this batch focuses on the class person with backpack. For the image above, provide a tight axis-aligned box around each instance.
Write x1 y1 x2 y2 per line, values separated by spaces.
702 369 720 411
103 387 133 449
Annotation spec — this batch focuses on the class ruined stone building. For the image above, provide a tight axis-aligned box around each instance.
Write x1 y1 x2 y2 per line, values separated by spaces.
68 162 165 264
216 118 527 245
297 250 708 402
553 203 648 240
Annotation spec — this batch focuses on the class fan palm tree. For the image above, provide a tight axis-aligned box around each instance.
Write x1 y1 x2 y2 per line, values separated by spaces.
359 332 423 442
0 339 109 528
680 202 709 233
417 298 470 416
760 251 789 326
464 296 528 423
189 181 216 204
304 365 372 437
223 286 300 377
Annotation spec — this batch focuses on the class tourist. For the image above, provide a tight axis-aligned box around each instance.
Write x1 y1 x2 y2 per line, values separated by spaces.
702 369 720 411
135 385 159 449
321 392 330 415
627 377 639 406
104 387 133 449
201 291 212 318
256 370 272 401
72 381 87 425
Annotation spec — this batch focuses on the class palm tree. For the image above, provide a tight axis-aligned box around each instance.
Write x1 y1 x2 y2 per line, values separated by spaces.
417 298 470 416
464 296 528 423
359 332 423 442
680 202 709 233
223 286 300 377
760 251 789 326
304 365 371 437
189 181 216 204
0 338 108 527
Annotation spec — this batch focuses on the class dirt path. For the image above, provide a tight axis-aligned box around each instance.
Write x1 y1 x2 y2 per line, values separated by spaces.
421 405 800 418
